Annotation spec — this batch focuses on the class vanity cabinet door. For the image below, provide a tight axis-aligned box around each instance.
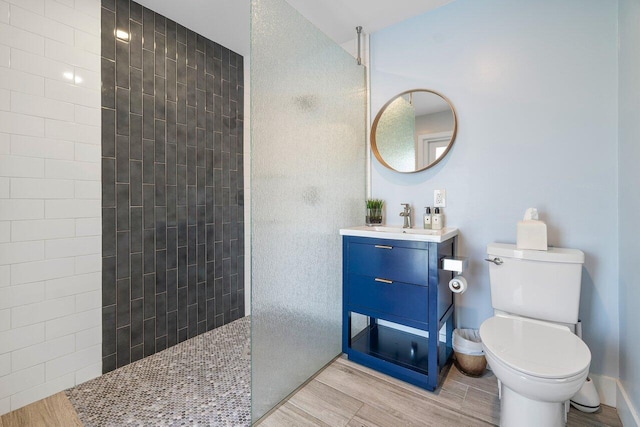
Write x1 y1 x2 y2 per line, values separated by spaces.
347 274 428 324
348 242 429 285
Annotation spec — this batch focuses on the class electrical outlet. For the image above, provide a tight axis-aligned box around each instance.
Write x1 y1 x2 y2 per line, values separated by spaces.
434 189 446 208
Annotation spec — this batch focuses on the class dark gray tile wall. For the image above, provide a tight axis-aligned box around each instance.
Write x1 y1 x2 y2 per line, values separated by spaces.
101 0 245 373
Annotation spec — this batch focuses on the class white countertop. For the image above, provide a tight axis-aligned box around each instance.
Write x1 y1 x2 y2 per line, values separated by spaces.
339 226 458 243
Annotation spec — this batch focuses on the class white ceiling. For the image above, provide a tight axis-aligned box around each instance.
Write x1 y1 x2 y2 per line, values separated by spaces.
285 0 453 44
134 0 251 55
134 0 453 56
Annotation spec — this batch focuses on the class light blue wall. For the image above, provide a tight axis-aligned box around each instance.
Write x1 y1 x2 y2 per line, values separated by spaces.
370 0 619 377
618 0 640 416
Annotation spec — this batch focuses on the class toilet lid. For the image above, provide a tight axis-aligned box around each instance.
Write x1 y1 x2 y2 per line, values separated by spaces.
479 316 591 379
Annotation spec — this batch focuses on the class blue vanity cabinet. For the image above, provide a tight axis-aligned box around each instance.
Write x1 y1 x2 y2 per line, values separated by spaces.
342 235 456 391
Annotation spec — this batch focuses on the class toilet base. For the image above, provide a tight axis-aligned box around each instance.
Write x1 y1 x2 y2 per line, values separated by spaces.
501 384 566 427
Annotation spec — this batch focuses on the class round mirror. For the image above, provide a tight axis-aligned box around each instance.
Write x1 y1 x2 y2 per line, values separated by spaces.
371 89 457 173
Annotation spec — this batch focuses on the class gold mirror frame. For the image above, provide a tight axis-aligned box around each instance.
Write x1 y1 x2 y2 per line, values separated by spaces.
371 89 458 173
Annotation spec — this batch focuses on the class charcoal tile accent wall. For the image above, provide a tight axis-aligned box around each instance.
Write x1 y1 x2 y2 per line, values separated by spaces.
101 0 245 373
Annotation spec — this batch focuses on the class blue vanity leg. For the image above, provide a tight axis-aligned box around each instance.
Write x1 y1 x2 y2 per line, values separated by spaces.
446 310 454 360
343 310 350 353
342 235 350 354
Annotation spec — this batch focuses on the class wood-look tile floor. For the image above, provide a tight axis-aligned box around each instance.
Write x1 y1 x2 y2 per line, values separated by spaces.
1 354 623 426
258 356 623 427
0 392 82 427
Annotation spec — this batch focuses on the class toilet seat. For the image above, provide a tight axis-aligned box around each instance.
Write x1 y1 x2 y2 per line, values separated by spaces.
480 315 591 380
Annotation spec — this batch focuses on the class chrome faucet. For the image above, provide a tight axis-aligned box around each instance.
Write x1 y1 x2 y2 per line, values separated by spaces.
399 203 411 228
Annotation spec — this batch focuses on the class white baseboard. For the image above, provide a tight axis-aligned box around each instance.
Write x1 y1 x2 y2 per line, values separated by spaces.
617 380 640 427
590 374 617 407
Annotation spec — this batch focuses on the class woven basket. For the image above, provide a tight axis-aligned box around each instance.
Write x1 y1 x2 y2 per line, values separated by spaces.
454 352 487 377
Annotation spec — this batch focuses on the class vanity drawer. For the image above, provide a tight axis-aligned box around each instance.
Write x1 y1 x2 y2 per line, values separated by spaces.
347 274 428 322
348 242 429 285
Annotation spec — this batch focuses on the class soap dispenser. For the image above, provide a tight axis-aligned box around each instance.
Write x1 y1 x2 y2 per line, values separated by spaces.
423 207 432 229
432 207 444 230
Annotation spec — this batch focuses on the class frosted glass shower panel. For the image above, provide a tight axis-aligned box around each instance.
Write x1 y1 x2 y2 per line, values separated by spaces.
251 0 366 421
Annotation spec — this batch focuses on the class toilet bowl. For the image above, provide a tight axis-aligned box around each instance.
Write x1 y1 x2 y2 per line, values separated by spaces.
480 314 591 427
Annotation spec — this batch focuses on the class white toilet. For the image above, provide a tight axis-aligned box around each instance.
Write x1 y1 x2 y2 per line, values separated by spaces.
479 243 591 427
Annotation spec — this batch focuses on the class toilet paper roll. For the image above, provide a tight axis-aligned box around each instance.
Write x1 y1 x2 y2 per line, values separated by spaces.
449 276 468 294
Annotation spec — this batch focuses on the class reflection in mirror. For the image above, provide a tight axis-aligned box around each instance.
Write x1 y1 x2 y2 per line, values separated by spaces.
371 89 457 173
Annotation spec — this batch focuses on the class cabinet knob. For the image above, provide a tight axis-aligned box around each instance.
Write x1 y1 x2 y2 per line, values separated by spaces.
484 257 503 265
374 278 393 284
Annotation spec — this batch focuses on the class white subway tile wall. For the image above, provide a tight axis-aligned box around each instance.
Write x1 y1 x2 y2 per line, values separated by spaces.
0 0 101 415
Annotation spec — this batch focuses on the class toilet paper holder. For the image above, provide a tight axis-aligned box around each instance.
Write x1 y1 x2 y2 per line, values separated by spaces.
441 257 469 274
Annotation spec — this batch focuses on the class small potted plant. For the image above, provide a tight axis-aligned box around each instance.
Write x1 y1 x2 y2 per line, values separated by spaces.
365 199 384 226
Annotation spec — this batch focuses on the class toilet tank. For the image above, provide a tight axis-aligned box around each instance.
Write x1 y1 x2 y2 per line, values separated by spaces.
487 243 585 324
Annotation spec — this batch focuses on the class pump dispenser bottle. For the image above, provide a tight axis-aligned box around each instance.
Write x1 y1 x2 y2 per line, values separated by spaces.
432 207 444 230
423 207 432 229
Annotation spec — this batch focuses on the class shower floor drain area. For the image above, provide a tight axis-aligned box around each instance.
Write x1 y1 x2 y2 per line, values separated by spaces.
66 316 250 426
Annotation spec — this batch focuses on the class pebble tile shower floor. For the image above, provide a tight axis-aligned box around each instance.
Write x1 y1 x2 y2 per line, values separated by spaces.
65 316 250 426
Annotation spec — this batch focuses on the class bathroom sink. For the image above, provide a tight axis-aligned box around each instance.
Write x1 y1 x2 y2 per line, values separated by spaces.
339 225 458 243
